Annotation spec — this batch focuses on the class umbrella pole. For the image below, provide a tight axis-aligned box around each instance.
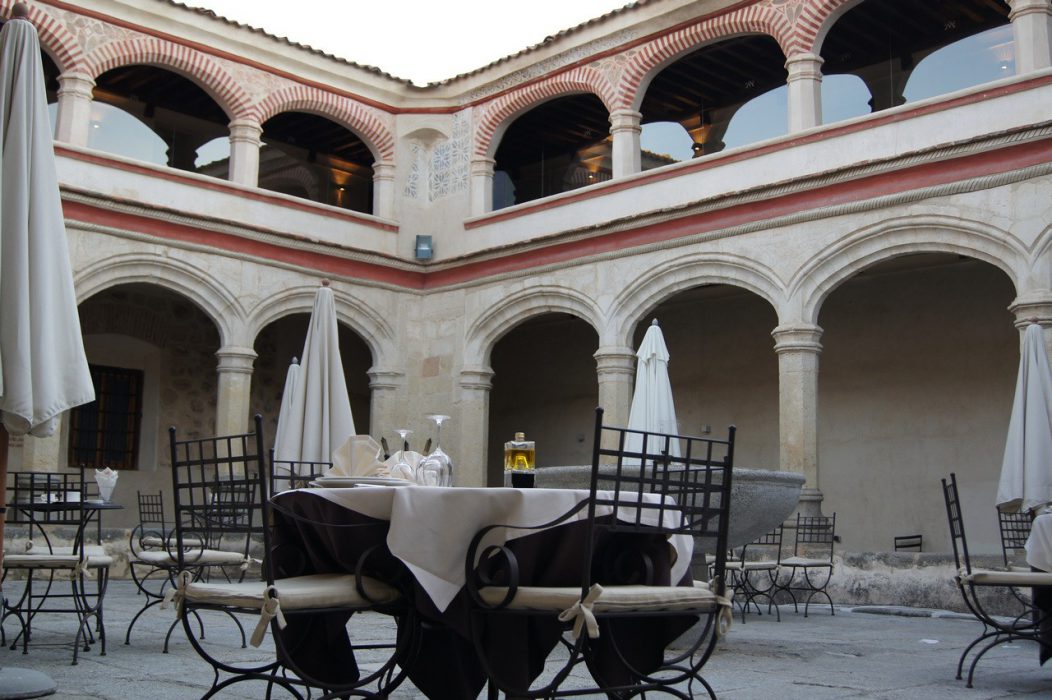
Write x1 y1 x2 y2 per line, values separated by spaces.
0 425 57 698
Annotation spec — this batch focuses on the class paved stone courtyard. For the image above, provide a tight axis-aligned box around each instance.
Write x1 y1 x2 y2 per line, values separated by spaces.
1 579 1049 698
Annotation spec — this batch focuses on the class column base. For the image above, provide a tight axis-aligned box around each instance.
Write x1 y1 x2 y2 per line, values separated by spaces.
794 487 825 517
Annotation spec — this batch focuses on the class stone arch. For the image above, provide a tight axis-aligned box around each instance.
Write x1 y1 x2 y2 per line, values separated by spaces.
791 215 1026 325
801 0 864 56
73 253 243 347
253 85 394 162
2 1 84 73
245 286 395 365
84 37 250 120
474 66 615 160
618 4 791 112
608 253 785 346
464 286 603 367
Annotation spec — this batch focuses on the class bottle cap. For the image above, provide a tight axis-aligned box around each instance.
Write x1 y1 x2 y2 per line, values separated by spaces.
515 432 525 441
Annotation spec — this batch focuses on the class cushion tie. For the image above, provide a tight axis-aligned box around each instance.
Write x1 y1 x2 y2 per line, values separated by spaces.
250 585 287 648
161 570 192 613
558 583 603 640
714 583 734 638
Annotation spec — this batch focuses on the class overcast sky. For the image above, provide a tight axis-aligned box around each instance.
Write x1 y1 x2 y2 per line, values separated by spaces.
184 1 632 85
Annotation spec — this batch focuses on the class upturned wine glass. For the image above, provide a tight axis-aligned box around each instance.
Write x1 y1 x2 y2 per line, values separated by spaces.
417 415 453 487
390 428 415 481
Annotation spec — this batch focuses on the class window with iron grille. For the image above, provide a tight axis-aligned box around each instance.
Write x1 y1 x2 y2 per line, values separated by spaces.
68 364 143 470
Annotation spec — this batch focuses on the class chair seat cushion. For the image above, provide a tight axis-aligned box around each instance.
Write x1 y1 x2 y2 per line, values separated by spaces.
4 553 113 569
780 556 832 568
141 535 202 549
479 583 722 613
183 573 400 610
134 548 246 567
959 569 1052 586
23 542 107 557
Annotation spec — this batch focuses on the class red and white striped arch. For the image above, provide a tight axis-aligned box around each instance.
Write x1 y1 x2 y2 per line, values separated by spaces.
1 0 83 73
85 37 250 121
795 0 864 55
616 3 793 112
253 85 394 163
473 65 615 160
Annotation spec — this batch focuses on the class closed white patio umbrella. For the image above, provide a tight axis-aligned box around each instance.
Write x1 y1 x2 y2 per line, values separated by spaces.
997 323 1052 514
0 5 94 696
272 282 355 468
625 319 681 459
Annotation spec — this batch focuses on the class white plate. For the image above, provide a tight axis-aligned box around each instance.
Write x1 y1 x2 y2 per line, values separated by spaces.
313 476 412 488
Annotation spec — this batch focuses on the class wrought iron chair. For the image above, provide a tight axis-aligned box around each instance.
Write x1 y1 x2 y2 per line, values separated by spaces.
465 407 736 699
1 469 113 664
774 513 836 617
942 473 1052 687
725 526 783 623
999 508 1032 571
166 416 413 698
893 534 923 552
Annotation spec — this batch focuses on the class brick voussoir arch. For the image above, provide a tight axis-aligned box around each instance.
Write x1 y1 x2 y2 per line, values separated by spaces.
85 37 250 120
474 66 615 159
252 85 394 162
1 0 84 72
796 0 858 55
618 3 791 110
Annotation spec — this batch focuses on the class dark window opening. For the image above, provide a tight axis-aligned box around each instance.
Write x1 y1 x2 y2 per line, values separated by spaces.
68 364 143 470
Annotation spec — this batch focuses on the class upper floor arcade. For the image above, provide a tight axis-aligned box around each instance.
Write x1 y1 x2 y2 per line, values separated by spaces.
17 0 1052 272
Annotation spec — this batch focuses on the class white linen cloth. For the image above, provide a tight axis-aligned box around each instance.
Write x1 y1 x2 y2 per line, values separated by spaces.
997 324 1052 514
282 486 693 612
0 18 94 437
625 320 681 459
1026 513 1052 572
272 285 355 465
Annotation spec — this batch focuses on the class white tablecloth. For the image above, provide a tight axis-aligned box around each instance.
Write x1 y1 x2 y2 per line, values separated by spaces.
1026 513 1052 572
282 486 693 612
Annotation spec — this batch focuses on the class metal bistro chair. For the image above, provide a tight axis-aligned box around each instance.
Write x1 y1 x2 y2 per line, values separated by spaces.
1 470 113 664
725 526 783 623
166 415 411 698
942 473 1052 687
775 513 836 617
998 508 1032 571
465 407 736 699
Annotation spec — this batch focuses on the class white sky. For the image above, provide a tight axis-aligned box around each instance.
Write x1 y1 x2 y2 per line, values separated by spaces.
184 1 632 85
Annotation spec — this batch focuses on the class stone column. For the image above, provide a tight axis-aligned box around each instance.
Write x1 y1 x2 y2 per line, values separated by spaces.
367 367 405 438
1009 0 1052 73
228 119 262 187
1009 294 1052 357
214 346 257 437
54 71 95 146
786 53 824 132
772 323 824 514
469 157 495 216
458 366 494 487
372 160 396 220
609 109 642 178
594 346 636 428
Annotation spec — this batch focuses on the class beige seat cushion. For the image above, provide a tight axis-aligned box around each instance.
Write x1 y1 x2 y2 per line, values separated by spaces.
479 583 723 613
4 553 113 569
959 569 1052 587
134 548 246 567
141 535 203 549
23 542 107 557
182 573 400 610
780 556 832 568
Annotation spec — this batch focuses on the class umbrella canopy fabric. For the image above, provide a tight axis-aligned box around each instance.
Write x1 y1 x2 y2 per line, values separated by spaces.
272 285 355 466
0 16 93 437
625 319 681 459
997 323 1052 514
272 356 299 457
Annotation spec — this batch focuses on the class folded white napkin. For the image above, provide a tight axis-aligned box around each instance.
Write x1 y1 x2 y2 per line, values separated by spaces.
329 435 385 477
95 468 118 502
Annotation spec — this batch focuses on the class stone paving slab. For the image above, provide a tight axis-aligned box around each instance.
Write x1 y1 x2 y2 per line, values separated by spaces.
1 580 1049 698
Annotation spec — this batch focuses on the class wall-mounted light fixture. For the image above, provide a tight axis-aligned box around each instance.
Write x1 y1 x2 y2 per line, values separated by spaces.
414 235 433 261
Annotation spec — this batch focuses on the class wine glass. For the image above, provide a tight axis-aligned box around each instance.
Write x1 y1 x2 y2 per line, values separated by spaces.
417 415 453 487
390 428 415 481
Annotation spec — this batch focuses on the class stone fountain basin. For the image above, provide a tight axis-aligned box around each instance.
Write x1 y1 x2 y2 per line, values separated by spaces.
533 466 804 549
